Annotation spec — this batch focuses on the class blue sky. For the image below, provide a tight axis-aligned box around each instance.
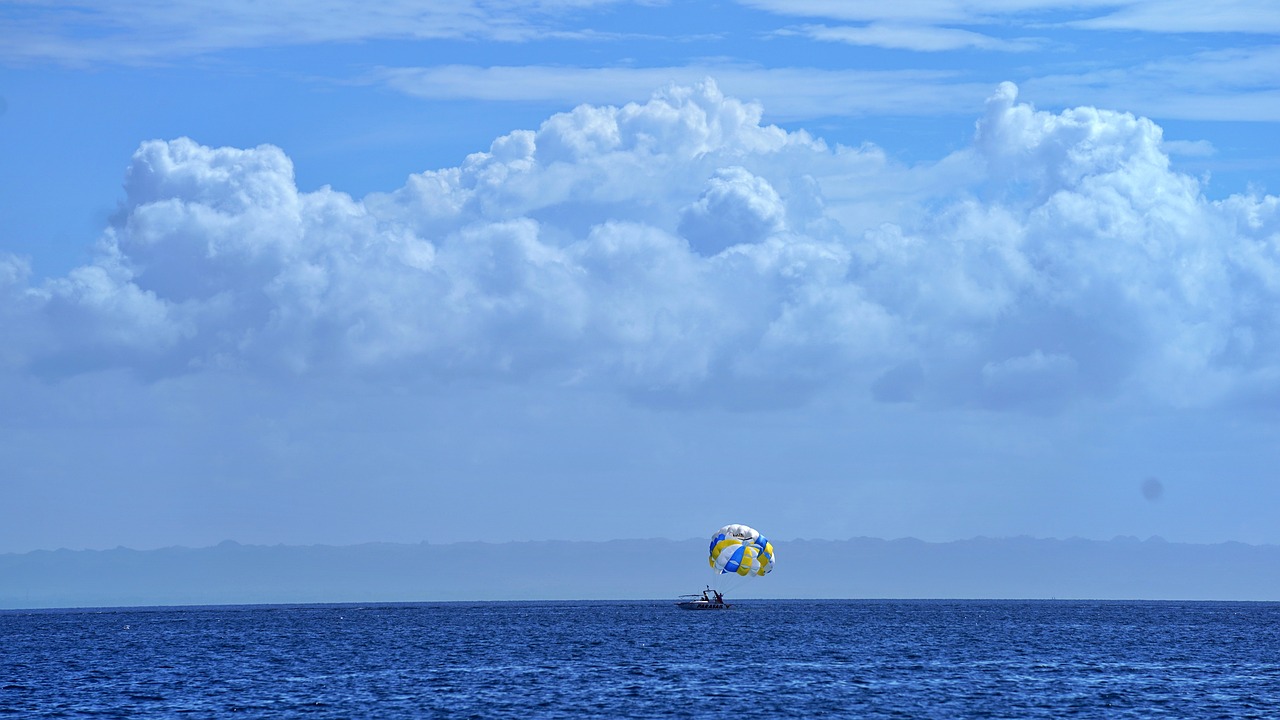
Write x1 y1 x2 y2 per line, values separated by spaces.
2 0 1280 553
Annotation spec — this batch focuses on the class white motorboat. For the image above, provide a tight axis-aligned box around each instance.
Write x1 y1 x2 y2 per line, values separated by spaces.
675 590 730 610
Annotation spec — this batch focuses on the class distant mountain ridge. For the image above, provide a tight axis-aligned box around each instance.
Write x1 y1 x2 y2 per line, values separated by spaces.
2 536 1277 609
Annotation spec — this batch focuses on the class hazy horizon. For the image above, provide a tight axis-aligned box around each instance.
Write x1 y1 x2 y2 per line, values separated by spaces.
10 531 1277 557
5 535 1278 609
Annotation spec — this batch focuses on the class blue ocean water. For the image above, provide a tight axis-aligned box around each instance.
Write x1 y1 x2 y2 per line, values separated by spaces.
2 600 1278 718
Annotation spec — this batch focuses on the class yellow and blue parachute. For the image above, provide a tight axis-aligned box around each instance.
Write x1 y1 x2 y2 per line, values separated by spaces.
709 523 775 577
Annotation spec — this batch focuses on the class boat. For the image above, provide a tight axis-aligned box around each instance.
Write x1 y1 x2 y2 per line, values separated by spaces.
674 524 775 611
675 590 730 610
675 597 731 610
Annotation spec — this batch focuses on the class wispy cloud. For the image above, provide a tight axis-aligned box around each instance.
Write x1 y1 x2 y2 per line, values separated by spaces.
1161 139 1215 157
1067 0 1280 33
736 0 1280 33
782 23 1042 52
373 51 1280 124
373 64 992 119
8 0 1279 69
0 0 637 65
1023 46 1280 121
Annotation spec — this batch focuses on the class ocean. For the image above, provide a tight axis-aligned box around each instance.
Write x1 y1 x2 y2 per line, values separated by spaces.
2 600 1277 718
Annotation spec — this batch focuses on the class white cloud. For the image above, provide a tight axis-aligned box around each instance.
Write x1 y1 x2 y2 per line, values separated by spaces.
1162 140 1215 158
1068 1 1280 33
1022 46 1280 122
736 0 1280 33
375 64 991 120
0 0 638 65
788 23 1040 52
678 167 787 254
378 45 1280 125
735 0 1012 24
6 78 1280 413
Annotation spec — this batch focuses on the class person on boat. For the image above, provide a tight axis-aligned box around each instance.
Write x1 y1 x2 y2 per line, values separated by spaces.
700 587 711 602
712 590 724 604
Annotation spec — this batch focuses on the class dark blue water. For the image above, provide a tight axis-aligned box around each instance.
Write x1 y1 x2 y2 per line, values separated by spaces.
3 600 1278 718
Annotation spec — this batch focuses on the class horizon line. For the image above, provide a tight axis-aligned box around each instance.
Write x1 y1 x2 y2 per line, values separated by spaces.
6 533 1274 556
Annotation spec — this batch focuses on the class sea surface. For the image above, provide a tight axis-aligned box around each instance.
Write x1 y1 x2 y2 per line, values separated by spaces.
2 600 1278 718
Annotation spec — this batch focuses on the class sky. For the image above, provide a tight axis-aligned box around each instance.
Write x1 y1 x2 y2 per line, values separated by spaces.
2 0 1280 554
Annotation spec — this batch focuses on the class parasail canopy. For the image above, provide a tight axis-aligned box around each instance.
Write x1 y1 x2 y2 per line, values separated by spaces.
709 523 775 577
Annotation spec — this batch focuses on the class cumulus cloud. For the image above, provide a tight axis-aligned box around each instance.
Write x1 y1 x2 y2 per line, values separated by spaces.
4 78 1280 412
679 167 787 254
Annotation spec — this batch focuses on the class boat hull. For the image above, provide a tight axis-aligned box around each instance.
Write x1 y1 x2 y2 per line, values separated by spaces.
675 600 730 610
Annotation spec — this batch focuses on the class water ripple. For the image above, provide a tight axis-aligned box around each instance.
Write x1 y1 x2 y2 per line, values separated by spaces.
2 600 1277 718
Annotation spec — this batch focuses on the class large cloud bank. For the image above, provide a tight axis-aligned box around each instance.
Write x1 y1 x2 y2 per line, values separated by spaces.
4 80 1278 411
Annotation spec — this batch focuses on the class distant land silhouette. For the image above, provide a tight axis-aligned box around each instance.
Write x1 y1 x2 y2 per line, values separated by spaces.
2 536 1278 609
